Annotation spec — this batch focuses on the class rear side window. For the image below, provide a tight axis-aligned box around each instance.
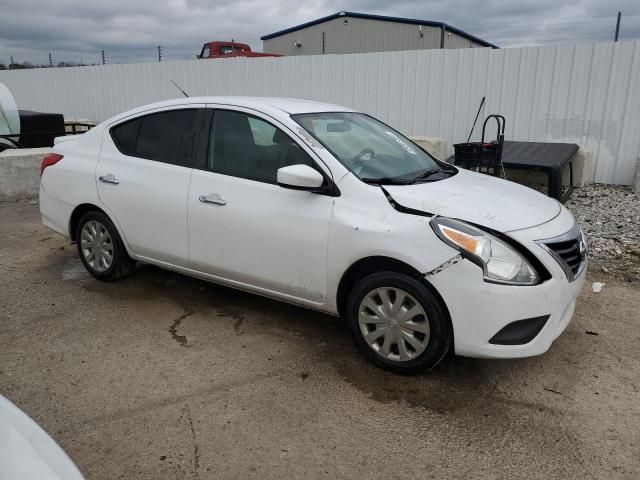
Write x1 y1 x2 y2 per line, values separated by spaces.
136 110 200 165
110 118 140 156
110 109 201 166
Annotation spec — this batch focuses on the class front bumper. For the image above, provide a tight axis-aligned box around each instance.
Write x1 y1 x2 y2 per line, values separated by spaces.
427 208 587 359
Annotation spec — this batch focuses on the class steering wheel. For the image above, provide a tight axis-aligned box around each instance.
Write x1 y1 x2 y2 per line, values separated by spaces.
350 148 375 173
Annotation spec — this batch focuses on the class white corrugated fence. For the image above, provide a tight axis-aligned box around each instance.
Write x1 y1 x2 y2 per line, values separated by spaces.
1 40 639 185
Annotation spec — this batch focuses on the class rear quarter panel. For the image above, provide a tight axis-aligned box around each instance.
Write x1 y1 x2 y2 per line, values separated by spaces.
39 128 105 238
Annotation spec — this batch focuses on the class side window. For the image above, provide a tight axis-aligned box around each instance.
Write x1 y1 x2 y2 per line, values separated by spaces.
110 109 201 166
202 46 210 58
208 110 315 184
110 118 140 156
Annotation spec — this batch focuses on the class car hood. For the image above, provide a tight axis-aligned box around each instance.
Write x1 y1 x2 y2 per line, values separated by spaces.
384 169 561 232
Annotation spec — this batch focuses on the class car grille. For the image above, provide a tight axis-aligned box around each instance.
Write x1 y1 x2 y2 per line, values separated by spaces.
545 239 582 276
537 224 586 282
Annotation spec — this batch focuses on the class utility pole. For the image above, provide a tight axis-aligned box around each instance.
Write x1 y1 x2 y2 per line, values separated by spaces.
614 11 621 42
10 56 13 69
158 45 162 62
49 53 53 67
101 50 105 65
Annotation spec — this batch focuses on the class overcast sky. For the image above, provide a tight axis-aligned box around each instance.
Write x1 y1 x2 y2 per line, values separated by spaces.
1 0 639 65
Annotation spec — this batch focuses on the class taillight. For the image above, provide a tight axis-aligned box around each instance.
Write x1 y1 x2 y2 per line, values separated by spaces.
40 153 64 176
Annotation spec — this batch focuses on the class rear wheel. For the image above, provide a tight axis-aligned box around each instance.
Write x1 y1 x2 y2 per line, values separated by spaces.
346 272 452 374
76 211 135 281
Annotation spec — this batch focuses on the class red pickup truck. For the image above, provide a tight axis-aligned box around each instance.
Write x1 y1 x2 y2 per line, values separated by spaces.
197 41 281 59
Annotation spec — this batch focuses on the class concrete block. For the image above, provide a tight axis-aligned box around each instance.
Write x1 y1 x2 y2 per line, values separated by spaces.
410 137 447 161
0 148 51 198
65 119 96 133
572 147 593 187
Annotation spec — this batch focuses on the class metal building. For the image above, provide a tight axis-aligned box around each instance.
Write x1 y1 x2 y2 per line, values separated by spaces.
261 11 498 56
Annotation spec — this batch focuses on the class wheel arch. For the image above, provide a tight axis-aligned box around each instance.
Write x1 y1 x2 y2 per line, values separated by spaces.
68 203 132 257
335 256 451 324
69 203 107 241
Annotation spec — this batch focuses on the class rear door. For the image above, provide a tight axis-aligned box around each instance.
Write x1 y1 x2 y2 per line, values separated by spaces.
97 105 205 266
187 107 335 303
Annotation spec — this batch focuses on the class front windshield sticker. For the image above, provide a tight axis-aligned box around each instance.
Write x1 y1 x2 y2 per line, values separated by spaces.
385 131 417 155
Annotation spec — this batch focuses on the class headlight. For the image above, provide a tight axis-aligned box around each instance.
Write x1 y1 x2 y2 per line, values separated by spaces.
431 217 539 285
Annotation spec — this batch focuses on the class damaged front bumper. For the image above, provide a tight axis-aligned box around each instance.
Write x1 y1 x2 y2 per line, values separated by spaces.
425 208 587 359
427 257 586 358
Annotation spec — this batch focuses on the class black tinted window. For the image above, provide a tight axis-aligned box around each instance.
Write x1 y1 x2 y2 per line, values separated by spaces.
209 110 314 184
136 109 200 166
110 118 140 156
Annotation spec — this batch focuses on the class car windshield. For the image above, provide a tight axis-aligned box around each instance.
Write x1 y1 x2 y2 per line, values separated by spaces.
292 112 453 184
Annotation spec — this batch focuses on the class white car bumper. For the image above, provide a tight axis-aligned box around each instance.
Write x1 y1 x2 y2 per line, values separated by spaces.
40 184 73 238
428 257 586 358
428 207 587 359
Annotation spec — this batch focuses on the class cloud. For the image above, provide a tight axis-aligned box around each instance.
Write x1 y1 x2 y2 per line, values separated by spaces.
0 0 638 65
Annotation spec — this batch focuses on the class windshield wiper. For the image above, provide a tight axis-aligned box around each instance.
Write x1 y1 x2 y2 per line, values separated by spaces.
360 176 414 185
362 166 455 186
409 168 451 183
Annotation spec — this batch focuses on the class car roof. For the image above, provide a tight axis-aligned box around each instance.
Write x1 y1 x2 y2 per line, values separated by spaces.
205 96 355 114
106 96 355 125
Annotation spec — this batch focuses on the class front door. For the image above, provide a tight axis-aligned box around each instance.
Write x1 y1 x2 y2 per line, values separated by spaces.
188 108 334 303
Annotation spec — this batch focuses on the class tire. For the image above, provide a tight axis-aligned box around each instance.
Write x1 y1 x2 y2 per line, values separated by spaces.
75 210 136 282
346 271 452 374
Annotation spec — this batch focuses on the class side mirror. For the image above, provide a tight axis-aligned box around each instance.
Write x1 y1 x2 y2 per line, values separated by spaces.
277 164 324 191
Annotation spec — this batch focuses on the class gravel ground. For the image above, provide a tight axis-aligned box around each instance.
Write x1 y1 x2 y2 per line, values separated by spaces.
566 184 640 283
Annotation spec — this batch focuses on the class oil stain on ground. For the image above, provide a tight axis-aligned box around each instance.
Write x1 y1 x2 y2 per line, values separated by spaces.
168 307 195 347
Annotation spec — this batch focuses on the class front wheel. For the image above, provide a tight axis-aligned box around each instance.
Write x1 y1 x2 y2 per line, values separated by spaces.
346 272 452 374
76 210 136 282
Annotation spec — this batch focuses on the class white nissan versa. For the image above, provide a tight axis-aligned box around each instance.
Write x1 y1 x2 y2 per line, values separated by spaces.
39 97 587 373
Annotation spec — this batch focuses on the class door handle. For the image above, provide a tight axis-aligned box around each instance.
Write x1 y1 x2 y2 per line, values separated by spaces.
199 193 226 206
99 174 119 185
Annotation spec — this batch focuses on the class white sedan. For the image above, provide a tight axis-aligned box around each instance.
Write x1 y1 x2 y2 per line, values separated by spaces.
40 97 587 373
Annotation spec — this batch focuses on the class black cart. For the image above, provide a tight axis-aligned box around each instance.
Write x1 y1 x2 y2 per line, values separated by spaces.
452 115 505 176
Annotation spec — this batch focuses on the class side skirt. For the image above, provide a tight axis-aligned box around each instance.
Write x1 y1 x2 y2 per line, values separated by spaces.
130 254 339 316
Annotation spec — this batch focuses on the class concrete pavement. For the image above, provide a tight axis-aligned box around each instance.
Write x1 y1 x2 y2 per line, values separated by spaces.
1 199 639 479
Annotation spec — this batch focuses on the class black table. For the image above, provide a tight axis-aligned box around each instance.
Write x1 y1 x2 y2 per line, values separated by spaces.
501 141 579 203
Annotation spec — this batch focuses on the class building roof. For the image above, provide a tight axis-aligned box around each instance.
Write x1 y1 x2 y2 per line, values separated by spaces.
260 11 499 49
